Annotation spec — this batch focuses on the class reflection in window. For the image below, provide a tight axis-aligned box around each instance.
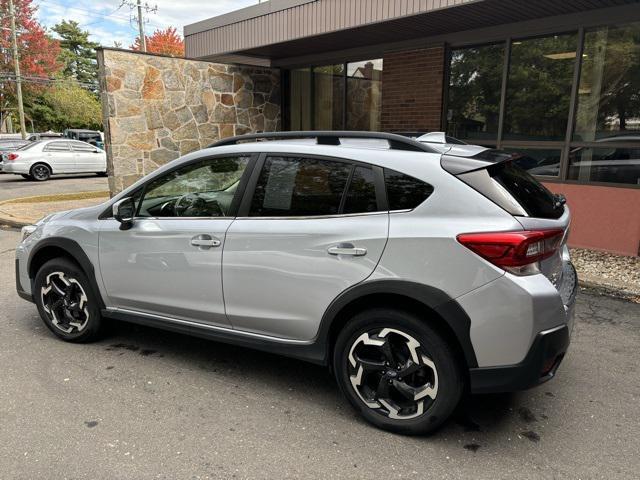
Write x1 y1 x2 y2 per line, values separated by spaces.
504 34 578 141
568 146 640 185
344 167 378 214
289 69 312 130
346 60 383 131
314 64 345 130
574 22 640 141
447 44 504 142
504 148 563 177
250 157 352 217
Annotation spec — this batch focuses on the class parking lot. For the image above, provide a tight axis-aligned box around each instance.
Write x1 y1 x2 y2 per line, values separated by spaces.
0 228 638 479
0 172 107 202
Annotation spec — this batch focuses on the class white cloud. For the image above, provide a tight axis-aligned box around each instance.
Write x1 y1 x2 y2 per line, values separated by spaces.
35 0 259 48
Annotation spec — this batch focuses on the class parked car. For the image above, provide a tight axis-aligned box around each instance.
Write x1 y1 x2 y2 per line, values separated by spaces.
2 139 107 181
15 132 576 435
64 129 104 150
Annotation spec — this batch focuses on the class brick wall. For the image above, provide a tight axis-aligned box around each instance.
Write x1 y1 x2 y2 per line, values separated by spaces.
381 46 445 133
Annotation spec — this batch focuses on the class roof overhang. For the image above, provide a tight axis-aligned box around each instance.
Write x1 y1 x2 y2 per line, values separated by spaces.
184 0 639 63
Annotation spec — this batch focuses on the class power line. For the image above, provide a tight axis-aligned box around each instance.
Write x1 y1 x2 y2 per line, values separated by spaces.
120 1 158 52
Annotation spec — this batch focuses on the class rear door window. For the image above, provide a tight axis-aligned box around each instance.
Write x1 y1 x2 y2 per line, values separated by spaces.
44 141 71 152
384 169 434 210
343 167 379 214
249 156 352 217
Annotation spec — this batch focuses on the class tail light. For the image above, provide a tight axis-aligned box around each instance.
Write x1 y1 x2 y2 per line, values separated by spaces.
457 229 564 276
7 153 19 161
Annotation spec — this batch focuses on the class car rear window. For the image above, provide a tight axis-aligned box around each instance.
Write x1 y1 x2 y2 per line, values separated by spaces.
488 161 563 219
384 169 434 210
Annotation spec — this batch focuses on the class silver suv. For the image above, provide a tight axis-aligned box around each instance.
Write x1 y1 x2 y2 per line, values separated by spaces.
15 132 577 435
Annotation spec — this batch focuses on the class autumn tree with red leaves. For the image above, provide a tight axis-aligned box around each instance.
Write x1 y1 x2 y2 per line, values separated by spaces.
0 0 62 128
131 27 184 57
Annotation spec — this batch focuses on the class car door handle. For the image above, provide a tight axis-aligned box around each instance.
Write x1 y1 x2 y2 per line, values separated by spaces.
327 243 367 256
190 234 221 249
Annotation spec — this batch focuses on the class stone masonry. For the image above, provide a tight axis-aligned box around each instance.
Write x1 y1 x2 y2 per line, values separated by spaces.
97 48 281 194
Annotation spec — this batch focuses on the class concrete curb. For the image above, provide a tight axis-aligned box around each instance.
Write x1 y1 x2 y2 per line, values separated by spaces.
0 191 109 228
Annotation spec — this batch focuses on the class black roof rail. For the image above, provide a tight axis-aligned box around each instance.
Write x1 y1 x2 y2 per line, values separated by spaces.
208 131 439 153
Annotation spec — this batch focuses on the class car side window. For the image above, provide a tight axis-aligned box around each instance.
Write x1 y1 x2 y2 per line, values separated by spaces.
137 156 250 218
384 168 434 210
71 141 97 152
343 166 379 214
44 141 71 152
249 156 352 217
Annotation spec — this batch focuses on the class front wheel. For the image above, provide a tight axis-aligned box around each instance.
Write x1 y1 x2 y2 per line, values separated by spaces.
34 257 104 343
333 308 463 435
30 163 51 181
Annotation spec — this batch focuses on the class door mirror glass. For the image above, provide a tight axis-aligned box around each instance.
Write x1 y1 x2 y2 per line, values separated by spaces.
113 197 135 228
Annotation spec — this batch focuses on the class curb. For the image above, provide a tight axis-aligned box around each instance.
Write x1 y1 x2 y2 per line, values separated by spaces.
0 191 109 229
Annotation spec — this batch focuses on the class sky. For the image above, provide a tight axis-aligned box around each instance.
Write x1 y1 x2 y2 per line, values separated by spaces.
35 0 258 48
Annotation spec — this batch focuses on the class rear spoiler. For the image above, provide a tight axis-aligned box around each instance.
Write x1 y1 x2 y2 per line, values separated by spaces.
441 146 515 175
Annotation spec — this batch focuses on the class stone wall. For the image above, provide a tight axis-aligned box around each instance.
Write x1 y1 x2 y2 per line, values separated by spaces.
97 48 281 194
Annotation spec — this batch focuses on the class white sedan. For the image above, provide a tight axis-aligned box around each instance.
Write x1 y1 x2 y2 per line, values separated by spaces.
0 139 107 181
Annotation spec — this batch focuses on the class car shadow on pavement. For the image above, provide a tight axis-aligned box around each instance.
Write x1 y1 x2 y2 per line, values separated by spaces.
95 320 518 435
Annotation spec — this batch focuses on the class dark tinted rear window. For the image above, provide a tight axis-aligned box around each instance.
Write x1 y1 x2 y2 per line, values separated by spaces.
384 169 434 210
488 161 563 219
344 167 379 214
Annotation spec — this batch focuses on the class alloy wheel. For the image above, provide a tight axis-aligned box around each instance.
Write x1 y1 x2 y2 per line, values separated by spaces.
32 165 50 181
40 272 90 334
347 328 438 419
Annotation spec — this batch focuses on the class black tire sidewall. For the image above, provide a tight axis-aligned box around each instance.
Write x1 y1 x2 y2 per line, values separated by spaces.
30 163 51 181
34 258 102 343
333 308 463 435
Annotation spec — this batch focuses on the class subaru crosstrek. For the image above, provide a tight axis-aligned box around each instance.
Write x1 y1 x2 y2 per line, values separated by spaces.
15 132 577 435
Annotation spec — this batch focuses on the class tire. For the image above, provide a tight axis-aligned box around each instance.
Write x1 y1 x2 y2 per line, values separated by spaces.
34 257 104 343
30 163 51 181
21 174 32 180
333 308 463 435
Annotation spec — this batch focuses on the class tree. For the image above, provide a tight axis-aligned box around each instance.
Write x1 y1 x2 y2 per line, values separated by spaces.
28 80 102 131
52 20 100 88
0 0 61 130
131 27 184 57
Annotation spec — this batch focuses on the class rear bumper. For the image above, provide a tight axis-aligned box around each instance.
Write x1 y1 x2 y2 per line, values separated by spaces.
469 323 569 394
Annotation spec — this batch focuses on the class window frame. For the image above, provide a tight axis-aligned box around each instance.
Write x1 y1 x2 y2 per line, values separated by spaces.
98 153 259 221
444 22 640 189
43 141 72 152
236 152 388 219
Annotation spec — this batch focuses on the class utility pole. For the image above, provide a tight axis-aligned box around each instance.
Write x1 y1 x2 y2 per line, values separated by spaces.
136 0 146 52
8 0 26 139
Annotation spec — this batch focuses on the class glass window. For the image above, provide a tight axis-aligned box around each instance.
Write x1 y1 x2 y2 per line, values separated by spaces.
44 141 71 152
447 44 504 142
503 148 563 177
343 167 379 214
574 22 640 141
314 64 345 130
504 33 578 141
488 161 564 219
289 68 312 131
138 156 249 218
249 156 351 217
71 141 97 152
346 59 383 131
384 169 434 210
567 145 640 185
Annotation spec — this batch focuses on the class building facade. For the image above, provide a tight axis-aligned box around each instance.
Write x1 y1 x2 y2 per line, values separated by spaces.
185 0 640 256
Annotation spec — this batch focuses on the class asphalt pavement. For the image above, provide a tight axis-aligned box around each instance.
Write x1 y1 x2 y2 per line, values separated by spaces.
0 228 638 479
0 172 107 202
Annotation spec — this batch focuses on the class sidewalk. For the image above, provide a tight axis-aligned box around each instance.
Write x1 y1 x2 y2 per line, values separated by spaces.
0 191 109 228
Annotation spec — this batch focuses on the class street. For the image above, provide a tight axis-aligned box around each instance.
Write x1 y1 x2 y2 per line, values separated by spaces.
0 173 107 202
0 228 638 479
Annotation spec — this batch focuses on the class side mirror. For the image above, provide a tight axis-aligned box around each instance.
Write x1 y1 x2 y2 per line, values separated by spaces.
113 197 135 230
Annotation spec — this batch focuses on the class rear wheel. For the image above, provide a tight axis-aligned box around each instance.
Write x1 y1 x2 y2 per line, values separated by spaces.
333 308 463 435
34 258 104 342
30 163 51 181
